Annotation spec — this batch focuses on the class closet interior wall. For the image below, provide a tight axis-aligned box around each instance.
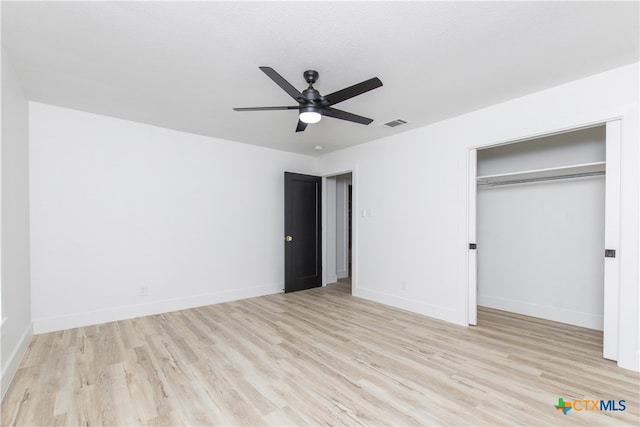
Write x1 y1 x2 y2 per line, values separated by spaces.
476 126 606 330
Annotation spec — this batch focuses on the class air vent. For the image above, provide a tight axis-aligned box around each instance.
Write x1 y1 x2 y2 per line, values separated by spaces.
383 118 408 128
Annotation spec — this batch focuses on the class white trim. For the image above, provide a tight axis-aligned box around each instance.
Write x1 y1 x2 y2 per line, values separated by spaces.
321 176 328 286
352 165 358 292
478 295 603 331
467 149 477 325
603 119 621 360
1 323 33 401
32 284 281 334
336 177 350 281
354 288 463 326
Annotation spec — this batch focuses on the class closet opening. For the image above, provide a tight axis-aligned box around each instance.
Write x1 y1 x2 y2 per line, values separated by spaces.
467 121 621 361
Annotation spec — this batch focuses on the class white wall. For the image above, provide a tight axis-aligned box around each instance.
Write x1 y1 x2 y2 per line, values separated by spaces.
476 126 606 176
1 49 33 398
477 177 605 329
318 62 639 372
29 103 316 333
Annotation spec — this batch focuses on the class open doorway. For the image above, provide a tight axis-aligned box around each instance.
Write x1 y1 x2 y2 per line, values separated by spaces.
324 172 353 294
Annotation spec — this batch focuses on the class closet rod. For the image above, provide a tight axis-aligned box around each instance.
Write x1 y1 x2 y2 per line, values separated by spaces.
477 171 605 188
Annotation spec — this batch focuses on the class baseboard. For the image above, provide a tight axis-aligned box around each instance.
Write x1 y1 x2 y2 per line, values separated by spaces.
1 322 33 401
337 270 349 279
326 274 338 284
33 284 282 334
478 294 603 331
353 288 464 326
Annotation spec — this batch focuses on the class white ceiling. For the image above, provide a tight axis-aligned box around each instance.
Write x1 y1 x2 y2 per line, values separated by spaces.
2 1 638 155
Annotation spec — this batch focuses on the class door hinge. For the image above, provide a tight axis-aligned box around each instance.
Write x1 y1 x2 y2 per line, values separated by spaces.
605 249 616 258
469 243 477 250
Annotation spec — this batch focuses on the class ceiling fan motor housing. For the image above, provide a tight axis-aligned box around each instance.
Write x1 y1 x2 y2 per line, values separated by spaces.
303 87 322 102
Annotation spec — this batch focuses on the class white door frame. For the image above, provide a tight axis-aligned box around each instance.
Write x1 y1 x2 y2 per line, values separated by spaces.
466 119 621 361
467 149 477 326
335 178 351 280
322 168 356 294
603 120 621 360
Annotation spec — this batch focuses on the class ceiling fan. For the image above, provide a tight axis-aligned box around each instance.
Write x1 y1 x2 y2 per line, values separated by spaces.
233 67 383 132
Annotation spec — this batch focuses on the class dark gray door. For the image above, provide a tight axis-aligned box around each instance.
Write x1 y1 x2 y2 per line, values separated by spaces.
284 172 322 293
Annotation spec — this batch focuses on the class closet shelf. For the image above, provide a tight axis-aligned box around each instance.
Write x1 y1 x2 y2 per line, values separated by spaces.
477 161 606 185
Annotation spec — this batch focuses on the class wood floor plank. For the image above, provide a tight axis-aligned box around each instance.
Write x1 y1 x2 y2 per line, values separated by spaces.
2 282 639 426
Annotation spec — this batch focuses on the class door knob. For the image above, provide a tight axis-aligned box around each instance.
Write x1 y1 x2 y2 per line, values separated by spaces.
284 235 293 242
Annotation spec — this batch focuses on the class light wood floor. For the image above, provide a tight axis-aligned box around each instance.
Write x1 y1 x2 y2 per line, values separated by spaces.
2 282 639 426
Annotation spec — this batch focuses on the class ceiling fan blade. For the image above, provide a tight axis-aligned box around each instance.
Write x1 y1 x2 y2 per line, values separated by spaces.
324 77 383 106
322 107 373 125
259 66 306 103
233 106 299 111
295 120 308 132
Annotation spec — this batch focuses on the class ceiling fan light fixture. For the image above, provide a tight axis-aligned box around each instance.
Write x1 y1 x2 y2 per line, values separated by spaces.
299 107 322 124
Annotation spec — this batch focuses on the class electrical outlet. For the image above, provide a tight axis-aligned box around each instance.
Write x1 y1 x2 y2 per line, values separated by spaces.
139 286 148 296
